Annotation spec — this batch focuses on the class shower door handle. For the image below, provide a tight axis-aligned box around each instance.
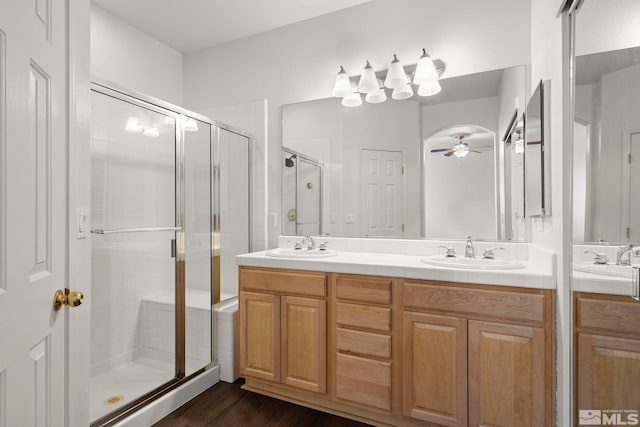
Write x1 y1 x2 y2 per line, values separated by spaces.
632 266 640 301
171 239 177 258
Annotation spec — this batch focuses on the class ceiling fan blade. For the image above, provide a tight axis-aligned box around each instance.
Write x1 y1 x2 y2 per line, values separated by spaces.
469 150 482 154
444 151 454 157
430 148 452 153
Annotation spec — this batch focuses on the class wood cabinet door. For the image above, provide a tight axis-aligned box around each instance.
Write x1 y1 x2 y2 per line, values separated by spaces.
578 333 640 413
468 320 545 427
403 311 467 427
281 296 327 393
239 291 280 382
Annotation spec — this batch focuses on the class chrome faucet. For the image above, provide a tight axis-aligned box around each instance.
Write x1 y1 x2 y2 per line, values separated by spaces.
616 244 640 266
465 236 475 258
301 235 316 251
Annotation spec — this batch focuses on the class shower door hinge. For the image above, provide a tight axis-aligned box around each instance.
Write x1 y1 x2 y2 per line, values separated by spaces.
170 239 177 258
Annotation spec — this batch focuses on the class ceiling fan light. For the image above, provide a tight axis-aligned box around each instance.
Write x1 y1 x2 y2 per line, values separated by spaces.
332 66 353 97
418 80 442 97
342 92 362 107
384 54 409 89
366 87 387 104
413 49 439 85
358 61 380 94
392 84 414 100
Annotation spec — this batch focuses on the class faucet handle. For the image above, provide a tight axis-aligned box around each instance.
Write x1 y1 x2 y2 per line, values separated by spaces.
294 242 303 250
482 247 505 259
318 241 329 251
585 250 609 265
438 245 457 257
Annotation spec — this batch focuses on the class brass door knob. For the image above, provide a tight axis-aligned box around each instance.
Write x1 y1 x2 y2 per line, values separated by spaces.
53 289 84 311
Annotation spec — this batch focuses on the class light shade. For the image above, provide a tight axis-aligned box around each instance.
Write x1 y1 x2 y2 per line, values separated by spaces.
418 80 442 96
384 54 409 89
453 144 469 158
366 87 387 103
125 117 142 132
392 84 414 100
358 61 379 94
341 92 362 107
413 49 439 85
143 127 160 137
183 117 199 132
332 66 353 97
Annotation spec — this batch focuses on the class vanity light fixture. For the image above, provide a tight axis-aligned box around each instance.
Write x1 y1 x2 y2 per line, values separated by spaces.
358 61 379 94
332 66 353 97
332 49 443 107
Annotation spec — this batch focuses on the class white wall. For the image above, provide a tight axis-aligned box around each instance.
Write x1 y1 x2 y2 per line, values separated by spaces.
184 0 532 247
90 6 183 105
421 97 499 239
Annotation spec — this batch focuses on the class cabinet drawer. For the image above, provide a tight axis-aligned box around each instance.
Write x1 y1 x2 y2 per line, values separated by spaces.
336 328 391 359
578 296 640 335
404 281 545 323
336 302 392 332
336 276 392 305
336 353 391 411
240 267 326 297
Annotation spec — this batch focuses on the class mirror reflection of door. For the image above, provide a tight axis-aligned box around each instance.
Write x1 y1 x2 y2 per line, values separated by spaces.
360 149 404 237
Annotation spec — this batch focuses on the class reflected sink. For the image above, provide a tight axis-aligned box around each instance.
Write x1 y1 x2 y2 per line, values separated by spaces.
573 262 632 278
266 248 337 259
421 255 525 270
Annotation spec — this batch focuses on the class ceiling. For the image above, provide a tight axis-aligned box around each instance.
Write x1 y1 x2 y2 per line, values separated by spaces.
576 45 640 85
92 0 375 53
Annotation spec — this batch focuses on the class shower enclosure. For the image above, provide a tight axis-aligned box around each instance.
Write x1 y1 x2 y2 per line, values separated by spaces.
89 83 250 426
282 149 323 236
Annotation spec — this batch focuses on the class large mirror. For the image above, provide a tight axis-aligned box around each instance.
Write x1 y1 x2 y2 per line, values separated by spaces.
574 45 640 243
282 65 527 240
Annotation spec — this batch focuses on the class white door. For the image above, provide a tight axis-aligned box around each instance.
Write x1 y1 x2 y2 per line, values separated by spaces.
0 1 76 426
627 132 640 242
361 149 404 237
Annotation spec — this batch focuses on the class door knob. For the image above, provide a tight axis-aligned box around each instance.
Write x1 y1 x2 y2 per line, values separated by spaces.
53 289 84 311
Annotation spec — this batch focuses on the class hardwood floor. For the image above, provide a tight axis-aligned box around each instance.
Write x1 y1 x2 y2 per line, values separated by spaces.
153 379 371 426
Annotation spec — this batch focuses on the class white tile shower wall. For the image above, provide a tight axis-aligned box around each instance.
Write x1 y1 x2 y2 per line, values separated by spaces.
142 301 211 369
216 305 239 383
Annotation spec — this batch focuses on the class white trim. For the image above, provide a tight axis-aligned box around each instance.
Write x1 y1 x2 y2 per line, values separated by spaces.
0 29 5 294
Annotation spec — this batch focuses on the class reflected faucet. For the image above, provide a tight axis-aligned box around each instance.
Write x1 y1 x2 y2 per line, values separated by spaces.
616 244 640 266
465 236 475 258
301 235 316 251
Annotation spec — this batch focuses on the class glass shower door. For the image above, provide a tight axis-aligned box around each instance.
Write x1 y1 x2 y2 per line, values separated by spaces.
90 91 177 423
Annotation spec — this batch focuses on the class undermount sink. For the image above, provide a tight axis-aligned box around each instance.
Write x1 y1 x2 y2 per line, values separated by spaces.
573 262 632 278
421 255 526 270
266 248 337 259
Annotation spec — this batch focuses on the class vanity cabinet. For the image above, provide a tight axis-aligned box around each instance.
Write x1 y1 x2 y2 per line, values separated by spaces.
403 280 554 427
239 267 327 394
574 293 640 414
332 274 397 413
239 267 555 426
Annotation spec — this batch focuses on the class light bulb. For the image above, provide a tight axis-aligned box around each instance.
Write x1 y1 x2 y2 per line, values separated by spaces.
384 54 409 89
341 92 362 107
183 117 199 132
332 66 353 97
418 80 442 96
392 84 414 100
413 49 439 85
357 61 379 94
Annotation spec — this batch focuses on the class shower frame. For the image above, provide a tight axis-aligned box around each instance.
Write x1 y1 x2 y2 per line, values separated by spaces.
89 81 252 427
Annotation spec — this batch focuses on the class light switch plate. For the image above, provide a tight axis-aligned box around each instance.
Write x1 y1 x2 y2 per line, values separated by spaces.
77 208 88 239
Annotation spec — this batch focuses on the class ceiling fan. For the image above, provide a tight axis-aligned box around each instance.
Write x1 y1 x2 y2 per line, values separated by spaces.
430 134 490 158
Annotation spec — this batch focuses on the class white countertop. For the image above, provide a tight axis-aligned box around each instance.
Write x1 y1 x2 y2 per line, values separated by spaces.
571 271 632 296
237 237 556 289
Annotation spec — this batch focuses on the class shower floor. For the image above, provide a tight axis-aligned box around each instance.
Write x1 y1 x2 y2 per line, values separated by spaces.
90 357 175 422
